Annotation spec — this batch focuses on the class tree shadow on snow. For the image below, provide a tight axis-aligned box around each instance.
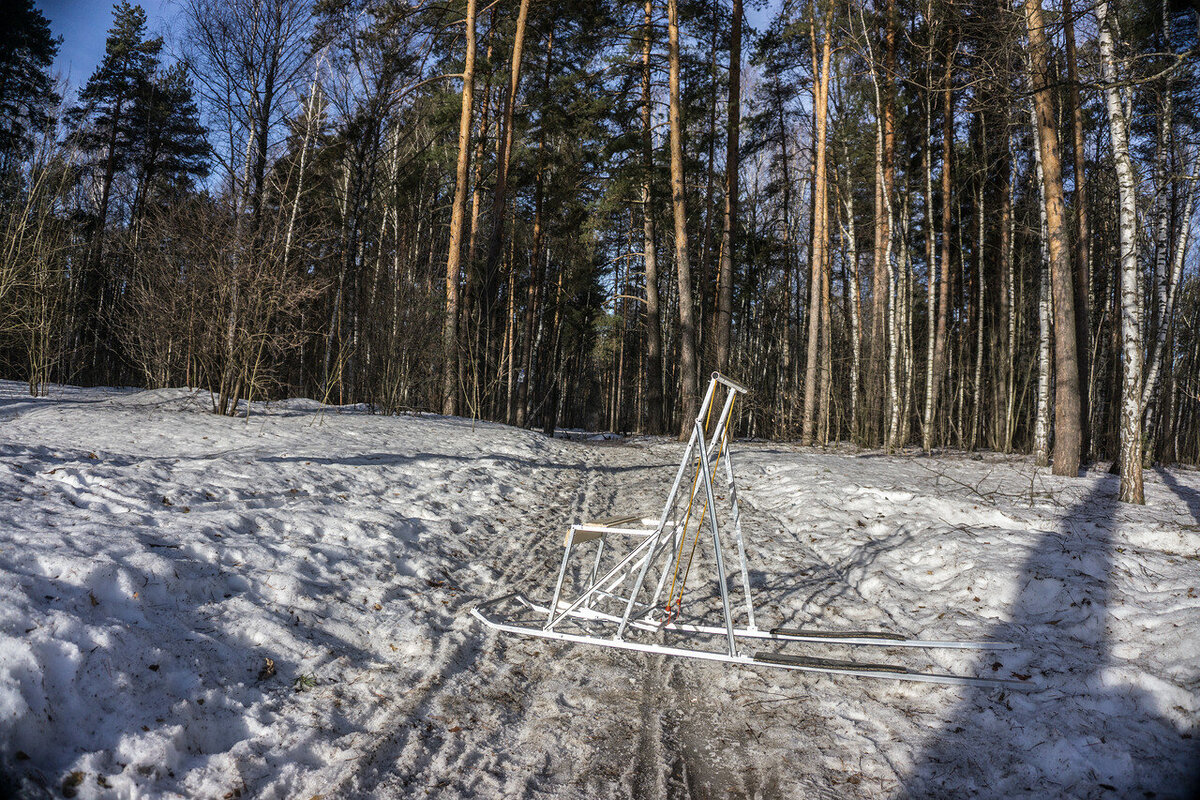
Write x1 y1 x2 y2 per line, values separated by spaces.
740 526 918 629
1156 467 1200 526
900 474 1200 799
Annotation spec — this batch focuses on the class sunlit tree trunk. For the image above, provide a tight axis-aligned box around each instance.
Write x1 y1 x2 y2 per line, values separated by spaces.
715 0 741 376
668 0 698 437
641 0 663 433
1063 0 1090 458
931 21 954 454
1026 0 1081 477
922 85 937 453
1098 0 1144 503
482 0 530 287
442 0 478 416
838 146 862 443
866 0 897 446
1143 149 1198 422
801 13 832 446
1032 101 1051 467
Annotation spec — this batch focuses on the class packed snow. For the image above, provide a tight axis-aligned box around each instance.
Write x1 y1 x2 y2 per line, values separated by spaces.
1 381 1198 799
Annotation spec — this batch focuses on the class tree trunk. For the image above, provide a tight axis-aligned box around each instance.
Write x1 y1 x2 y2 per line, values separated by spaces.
970 176 984 450
481 0 531 289
1097 0 1144 503
1063 0 1090 459
464 18 495 401
1032 101 1051 467
441 0 478 416
1026 0 1081 477
922 87 937 453
516 30 554 428
866 0 897 446
801 14 832 446
668 0 698 437
932 22 954 454
641 0 663 433
839 152 862 443
715 0 741 376
1143 148 1199 419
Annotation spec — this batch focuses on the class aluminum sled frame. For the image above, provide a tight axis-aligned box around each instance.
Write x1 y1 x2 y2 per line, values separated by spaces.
473 373 1021 689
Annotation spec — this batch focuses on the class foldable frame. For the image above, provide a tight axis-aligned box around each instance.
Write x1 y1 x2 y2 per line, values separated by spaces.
473 372 1023 688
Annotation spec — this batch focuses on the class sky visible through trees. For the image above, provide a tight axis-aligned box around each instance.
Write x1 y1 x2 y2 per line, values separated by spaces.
1 0 1198 505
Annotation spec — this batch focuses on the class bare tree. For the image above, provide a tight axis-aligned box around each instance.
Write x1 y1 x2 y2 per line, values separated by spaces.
183 0 312 218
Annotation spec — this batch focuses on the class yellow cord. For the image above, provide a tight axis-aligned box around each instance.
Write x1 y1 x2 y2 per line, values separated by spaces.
664 393 735 616
664 395 717 611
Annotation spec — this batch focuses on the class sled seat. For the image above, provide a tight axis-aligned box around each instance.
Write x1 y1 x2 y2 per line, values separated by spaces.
564 516 671 546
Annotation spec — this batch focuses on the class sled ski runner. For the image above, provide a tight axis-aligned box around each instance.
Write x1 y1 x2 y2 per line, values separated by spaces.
473 596 1017 688
473 373 1023 689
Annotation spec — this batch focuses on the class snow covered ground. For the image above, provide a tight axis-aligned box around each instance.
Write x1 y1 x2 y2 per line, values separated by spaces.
1 380 1198 799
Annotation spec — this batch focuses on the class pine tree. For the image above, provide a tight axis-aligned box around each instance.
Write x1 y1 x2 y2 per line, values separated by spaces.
128 63 209 219
65 1 163 379
0 0 59 166
68 1 164 220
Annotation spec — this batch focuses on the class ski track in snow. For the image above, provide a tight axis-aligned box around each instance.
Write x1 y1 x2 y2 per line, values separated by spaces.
0 381 1198 799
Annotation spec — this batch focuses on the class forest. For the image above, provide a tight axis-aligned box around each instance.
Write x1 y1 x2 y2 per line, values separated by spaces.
0 0 1197 505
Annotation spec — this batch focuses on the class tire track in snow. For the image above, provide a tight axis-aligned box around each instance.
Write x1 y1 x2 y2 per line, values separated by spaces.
328 442 607 798
322 436 799 799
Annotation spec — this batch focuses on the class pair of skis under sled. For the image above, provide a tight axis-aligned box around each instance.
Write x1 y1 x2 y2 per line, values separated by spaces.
472 373 1023 689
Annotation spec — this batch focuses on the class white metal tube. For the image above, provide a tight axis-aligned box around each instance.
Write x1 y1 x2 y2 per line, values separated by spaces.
721 445 756 630
474 604 1022 688
711 371 750 394
546 540 576 628
695 418 738 656
519 595 1014 650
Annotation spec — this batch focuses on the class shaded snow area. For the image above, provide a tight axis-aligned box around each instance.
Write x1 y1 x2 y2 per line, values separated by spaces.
1 381 1199 799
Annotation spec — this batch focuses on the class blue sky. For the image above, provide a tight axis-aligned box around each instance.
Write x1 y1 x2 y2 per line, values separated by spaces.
39 0 178 93
38 0 781 96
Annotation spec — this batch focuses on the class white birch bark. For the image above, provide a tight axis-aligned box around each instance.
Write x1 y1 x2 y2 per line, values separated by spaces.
1032 101 1052 467
1098 0 1145 503
838 152 862 441
971 179 984 450
922 91 937 454
1143 147 1199 414
283 64 323 270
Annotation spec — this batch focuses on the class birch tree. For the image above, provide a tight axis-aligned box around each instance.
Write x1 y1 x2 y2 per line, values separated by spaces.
1097 0 1143 503
1031 101 1051 467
